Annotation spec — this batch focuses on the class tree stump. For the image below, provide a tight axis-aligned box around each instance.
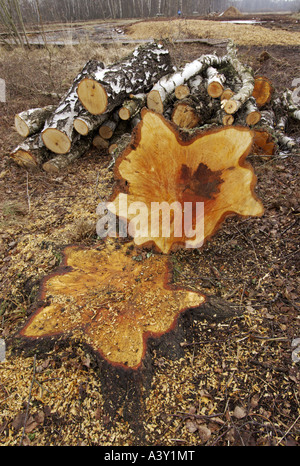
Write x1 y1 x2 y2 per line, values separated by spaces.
13 238 240 440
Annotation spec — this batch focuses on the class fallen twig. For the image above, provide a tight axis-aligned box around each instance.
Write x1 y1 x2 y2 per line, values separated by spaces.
20 354 37 446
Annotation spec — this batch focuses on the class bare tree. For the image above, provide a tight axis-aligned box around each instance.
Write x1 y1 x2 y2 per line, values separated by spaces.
0 0 30 47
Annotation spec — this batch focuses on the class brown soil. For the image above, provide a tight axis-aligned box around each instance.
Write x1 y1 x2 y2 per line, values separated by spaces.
0 21 299 446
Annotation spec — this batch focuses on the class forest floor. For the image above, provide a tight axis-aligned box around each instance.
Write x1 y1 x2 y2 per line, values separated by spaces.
0 14 299 447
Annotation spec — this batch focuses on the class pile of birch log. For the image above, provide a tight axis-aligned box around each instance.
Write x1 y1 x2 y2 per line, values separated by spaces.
10 41 300 173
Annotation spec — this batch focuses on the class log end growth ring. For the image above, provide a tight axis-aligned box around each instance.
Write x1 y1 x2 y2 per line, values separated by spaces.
224 99 238 114
14 115 30 138
42 128 71 155
246 110 261 126
77 78 108 115
207 81 224 98
109 109 264 254
146 90 164 114
11 149 38 169
74 118 89 136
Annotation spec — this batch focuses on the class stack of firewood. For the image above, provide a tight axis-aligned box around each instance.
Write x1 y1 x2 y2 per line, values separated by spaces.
10 41 299 174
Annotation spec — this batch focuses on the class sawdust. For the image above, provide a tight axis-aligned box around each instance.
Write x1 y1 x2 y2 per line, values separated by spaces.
0 348 135 446
126 19 300 46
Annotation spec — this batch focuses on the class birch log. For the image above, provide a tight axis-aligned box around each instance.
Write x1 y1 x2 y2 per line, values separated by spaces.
171 100 201 129
118 94 146 121
42 60 105 154
42 134 92 173
282 89 300 121
245 97 261 126
10 133 50 169
221 88 234 101
206 67 226 98
77 43 173 116
99 111 119 139
74 110 107 136
147 54 227 114
93 135 110 150
260 109 296 150
252 76 274 107
174 84 190 100
210 109 234 126
223 42 255 115
14 105 56 138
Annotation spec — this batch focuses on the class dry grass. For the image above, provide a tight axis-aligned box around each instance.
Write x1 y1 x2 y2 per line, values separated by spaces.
126 19 300 46
0 42 136 112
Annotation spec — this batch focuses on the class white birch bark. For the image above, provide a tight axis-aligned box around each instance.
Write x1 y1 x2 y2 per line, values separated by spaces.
42 59 105 154
10 133 50 169
282 89 300 121
15 105 56 138
147 54 227 113
74 111 107 135
77 42 173 115
206 66 226 98
223 40 255 114
42 134 92 173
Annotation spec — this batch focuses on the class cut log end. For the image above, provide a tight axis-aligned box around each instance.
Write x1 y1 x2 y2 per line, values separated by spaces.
147 90 164 114
175 84 190 100
221 88 234 101
77 78 108 115
42 160 60 174
246 110 261 126
222 114 234 126
118 107 131 120
10 150 38 169
207 81 224 98
93 135 109 150
99 120 118 140
252 76 274 108
224 99 238 114
74 118 89 136
171 103 200 129
42 128 71 154
14 115 30 138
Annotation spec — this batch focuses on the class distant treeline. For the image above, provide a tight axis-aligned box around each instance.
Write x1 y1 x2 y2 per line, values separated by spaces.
2 0 300 26
18 0 227 23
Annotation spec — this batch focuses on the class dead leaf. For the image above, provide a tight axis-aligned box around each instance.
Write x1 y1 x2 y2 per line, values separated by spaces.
12 412 26 431
82 354 91 368
233 406 247 419
36 358 50 373
250 393 260 408
186 420 198 433
35 410 45 425
25 416 38 433
198 425 211 442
